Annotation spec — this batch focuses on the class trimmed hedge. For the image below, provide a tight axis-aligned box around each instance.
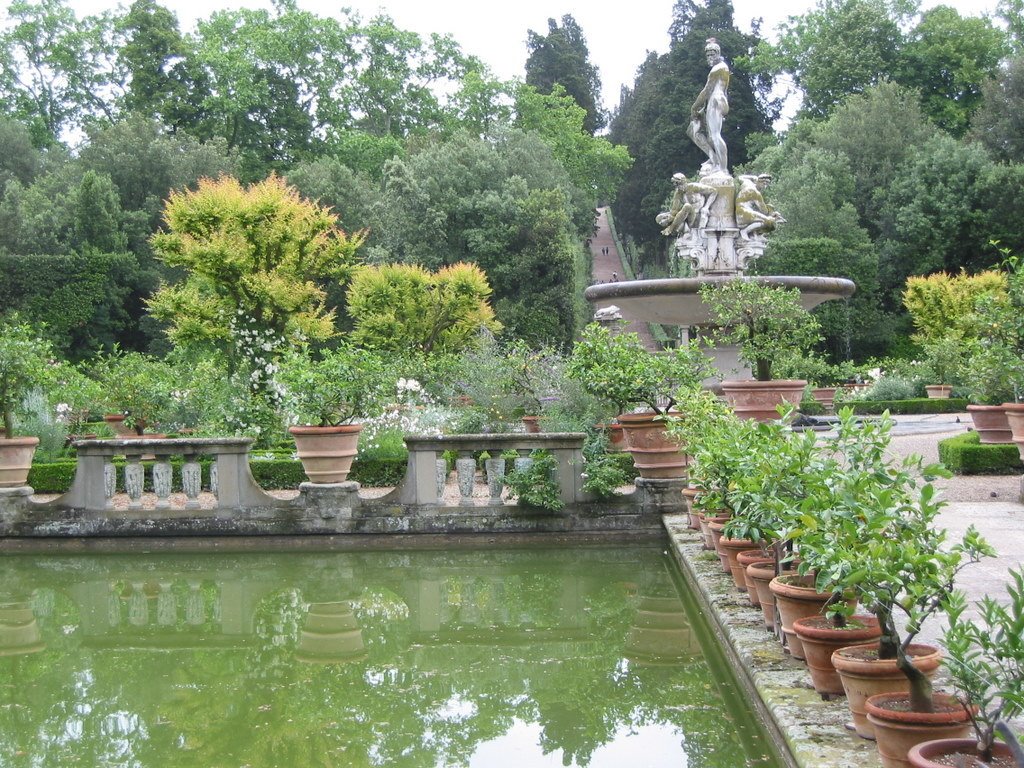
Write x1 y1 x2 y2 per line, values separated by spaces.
28 456 408 494
846 398 969 415
938 431 1023 475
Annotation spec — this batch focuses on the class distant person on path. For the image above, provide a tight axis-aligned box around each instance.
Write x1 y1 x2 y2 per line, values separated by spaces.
688 37 730 176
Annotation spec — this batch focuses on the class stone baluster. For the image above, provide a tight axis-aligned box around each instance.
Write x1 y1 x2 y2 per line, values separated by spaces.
124 454 144 510
456 452 475 504
485 456 505 504
152 454 173 510
210 460 219 498
182 454 201 509
435 458 447 500
102 459 116 510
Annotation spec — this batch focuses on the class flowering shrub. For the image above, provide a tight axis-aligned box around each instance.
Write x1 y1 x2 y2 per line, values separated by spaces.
358 378 448 460
275 344 389 427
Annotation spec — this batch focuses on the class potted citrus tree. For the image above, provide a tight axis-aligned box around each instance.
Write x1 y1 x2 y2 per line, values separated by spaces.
797 414 995 763
0 317 54 487
567 323 713 479
698 280 822 421
91 349 174 437
908 569 1024 767
275 343 387 484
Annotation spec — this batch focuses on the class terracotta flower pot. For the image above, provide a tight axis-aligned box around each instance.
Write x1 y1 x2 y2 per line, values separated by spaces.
746 562 778 629
0 437 39 488
521 415 541 433
924 385 952 399
682 486 701 530
103 413 138 437
1004 403 1024 461
768 573 837 660
617 411 688 479
908 738 1014 768
737 550 773 606
290 424 362 484
832 643 943 741
721 379 807 422
718 537 761 591
698 511 730 550
966 404 1013 444
707 521 732 573
792 615 881 697
865 692 973 768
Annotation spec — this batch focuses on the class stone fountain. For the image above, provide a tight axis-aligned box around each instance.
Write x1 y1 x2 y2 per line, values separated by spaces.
586 37 855 378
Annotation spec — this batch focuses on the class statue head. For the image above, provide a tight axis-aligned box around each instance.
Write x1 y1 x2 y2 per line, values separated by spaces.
671 172 688 187
756 173 772 189
704 37 722 63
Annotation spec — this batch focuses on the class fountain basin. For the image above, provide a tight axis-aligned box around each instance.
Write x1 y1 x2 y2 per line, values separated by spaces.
585 275 856 327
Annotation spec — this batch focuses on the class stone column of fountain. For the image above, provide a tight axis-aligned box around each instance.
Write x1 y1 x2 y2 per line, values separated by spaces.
585 37 855 381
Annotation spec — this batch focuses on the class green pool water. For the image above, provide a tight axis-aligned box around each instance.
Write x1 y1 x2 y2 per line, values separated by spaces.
0 545 782 768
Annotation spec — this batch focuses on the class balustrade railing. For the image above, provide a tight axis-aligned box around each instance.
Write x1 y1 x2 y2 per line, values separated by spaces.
42 438 285 513
393 433 589 507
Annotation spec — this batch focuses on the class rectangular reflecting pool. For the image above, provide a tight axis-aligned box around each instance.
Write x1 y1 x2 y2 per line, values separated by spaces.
0 545 782 767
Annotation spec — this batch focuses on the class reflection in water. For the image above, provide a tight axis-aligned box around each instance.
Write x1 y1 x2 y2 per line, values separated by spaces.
0 547 781 768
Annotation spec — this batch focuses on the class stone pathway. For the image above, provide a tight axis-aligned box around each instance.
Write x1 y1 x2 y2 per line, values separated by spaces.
589 207 658 349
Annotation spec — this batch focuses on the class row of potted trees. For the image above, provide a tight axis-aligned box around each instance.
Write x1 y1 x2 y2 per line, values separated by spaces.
674 405 1023 768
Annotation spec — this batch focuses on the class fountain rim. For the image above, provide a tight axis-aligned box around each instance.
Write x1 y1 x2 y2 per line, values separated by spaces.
584 275 856 327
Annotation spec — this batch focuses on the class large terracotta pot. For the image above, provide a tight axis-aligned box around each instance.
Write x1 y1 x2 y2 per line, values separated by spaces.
721 379 807 422
737 550 773 607
103 413 138 436
924 385 952 399
769 573 836 660
966 404 1013 444
290 424 362 484
865 692 972 768
1004 403 1024 461
617 411 688 478
908 738 1014 768
746 562 778 629
832 643 943 740
717 536 761 591
792 614 881 696
0 437 39 488
811 387 838 412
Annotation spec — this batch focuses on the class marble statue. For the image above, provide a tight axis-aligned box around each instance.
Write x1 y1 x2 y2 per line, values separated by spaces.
657 172 717 237
688 37 730 176
735 174 785 239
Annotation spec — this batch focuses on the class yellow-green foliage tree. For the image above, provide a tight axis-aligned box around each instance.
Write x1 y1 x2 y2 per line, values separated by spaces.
902 270 1007 341
148 175 365 390
346 262 501 354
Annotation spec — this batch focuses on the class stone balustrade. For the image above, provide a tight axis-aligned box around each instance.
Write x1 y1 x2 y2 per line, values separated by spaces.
393 433 589 507
0 434 685 538
41 438 286 514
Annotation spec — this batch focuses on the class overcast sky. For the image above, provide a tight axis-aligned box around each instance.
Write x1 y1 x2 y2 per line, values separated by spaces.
57 0 1003 112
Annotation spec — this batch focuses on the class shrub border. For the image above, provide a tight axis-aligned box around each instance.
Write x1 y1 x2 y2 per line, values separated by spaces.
938 431 1023 475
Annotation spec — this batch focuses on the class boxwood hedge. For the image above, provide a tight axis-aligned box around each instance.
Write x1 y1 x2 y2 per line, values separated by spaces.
938 431 1023 475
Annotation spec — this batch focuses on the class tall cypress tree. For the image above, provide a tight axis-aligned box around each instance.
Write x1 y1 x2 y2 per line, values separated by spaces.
609 0 775 259
525 15 604 134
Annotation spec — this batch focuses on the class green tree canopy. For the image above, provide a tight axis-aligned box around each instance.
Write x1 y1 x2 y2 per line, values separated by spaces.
525 15 604 134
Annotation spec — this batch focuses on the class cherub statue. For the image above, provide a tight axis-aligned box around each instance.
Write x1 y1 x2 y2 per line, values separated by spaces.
657 172 717 237
735 174 785 239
